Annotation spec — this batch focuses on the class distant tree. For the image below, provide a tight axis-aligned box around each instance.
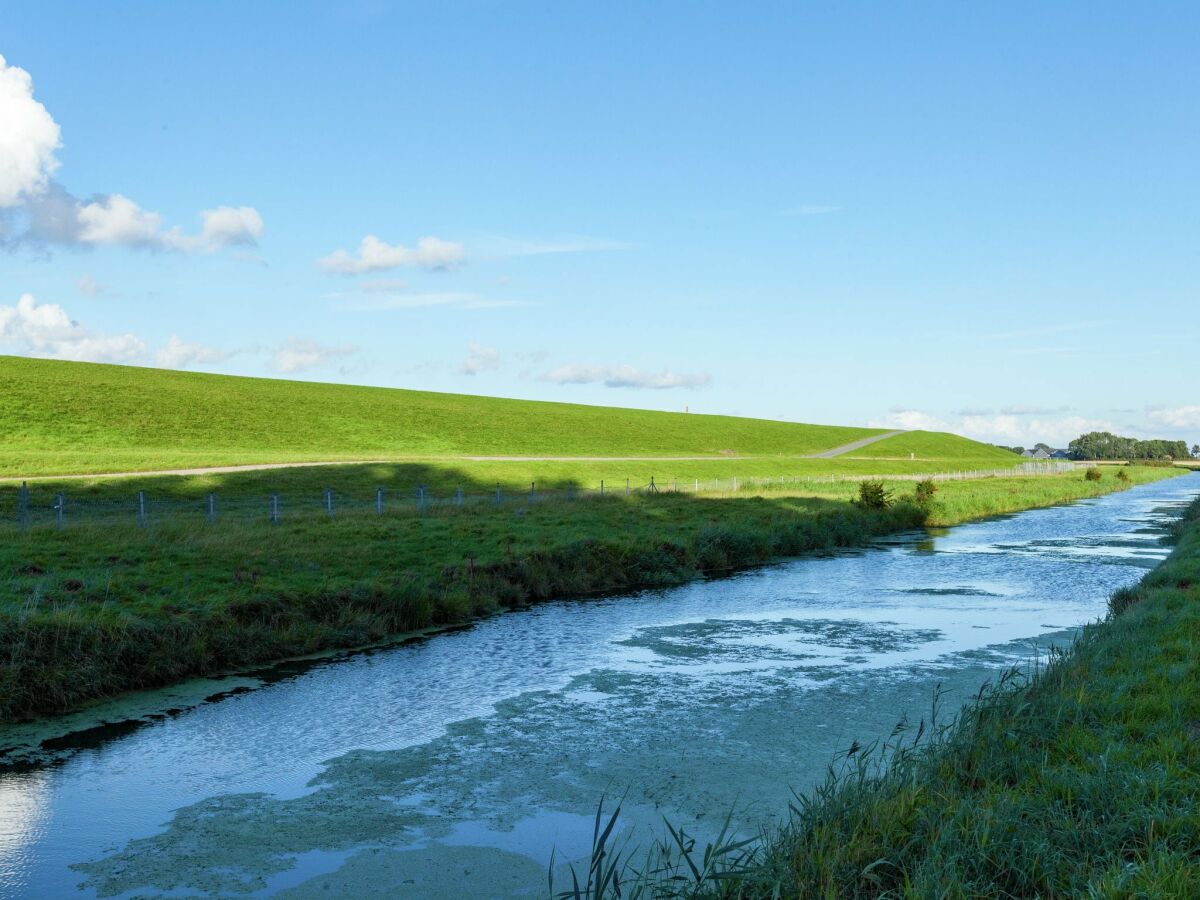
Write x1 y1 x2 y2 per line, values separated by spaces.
1069 431 1188 461
1193 444 1200 459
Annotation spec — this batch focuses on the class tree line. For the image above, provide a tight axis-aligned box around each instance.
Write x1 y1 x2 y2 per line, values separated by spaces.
1067 431 1193 461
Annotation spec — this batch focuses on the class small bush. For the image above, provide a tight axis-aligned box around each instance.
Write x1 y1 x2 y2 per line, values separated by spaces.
1085 467 1103 482
856 480 893 510
914 479 937 505
1117 468 1130 483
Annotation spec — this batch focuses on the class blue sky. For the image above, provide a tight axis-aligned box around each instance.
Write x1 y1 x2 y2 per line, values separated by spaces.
2 1 1197 447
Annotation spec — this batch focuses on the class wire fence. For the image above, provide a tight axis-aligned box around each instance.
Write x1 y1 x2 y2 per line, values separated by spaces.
1 461 1078 532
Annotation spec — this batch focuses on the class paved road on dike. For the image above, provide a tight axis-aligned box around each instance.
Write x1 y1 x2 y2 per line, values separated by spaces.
2 431 908 482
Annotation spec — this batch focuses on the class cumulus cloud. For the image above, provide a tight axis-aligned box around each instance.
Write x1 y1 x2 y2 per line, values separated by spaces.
0 54 61 207
0 55 263 254
271 337 357 374
155 335 232 369
199 206 264 248
66 194 264 251
0 293 144 363
319 235 466 274
1148 405 1200 429
540 364 711 390
460 343 501 375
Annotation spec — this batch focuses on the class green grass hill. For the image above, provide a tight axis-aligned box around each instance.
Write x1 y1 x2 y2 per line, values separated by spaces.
0 355 1013 477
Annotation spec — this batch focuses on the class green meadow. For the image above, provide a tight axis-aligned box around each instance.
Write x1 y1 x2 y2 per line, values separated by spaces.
0 355 1013 478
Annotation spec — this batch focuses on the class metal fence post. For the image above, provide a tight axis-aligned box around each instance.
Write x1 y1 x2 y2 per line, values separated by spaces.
600 480 604 497
376 487 385 515
529 481 536 503
418 485 426 513
495 483 501 505
455 487 464 506
625 478 630 496
270 493 280 525
207 493 217 524
324 488 334 518
55 493 65 529
137 491 147 528
17 481 28 531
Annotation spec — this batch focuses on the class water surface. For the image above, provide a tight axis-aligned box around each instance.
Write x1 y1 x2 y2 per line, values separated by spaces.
1 475 1196 898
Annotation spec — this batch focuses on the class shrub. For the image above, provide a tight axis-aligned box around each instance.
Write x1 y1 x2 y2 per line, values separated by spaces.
856 480 893 510
1085 467 1103 482
914 479 938 505
1117 468 1130 483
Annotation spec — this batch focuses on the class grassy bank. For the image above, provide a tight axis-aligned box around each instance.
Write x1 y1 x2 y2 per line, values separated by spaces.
0 466 1178 725
0 356 1017 477
683 476 1200 898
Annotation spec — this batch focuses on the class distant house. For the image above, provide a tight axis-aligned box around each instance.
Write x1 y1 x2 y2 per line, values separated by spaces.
1024 447 1051 460
1021 449 1035 458
1050 449 1071 459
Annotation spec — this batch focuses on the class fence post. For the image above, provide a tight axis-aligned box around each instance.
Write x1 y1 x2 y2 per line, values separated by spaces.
376 487 385 515
600 480 604 496
673 478 678 492
733 476 738 491
495 483 501 505
137 491 147 528
625 478 630 496
695 478 699 493
456 487 464 506
207 493 217 523
17 481 28 531
324 488 334 518
530 481 536 503
270 493 280 525
55 493 65 529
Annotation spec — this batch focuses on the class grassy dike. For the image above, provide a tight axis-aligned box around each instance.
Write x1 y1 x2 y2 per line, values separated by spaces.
0 467 1179 725
701 478 1200 898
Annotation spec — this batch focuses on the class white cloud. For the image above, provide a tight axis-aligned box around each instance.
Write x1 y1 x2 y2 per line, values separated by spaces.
869 409 952 432
868 408 1124 448
155 335 232 369
0 54 61 207
76 194 174 248
0 293 144 363
319 235 466 274
540 364 711 390
73 195 264 252
271 337 357 373
76 274 106 296
460 343 501 375
1148 405 1200 429
0 55 263 254
199 206 264 248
